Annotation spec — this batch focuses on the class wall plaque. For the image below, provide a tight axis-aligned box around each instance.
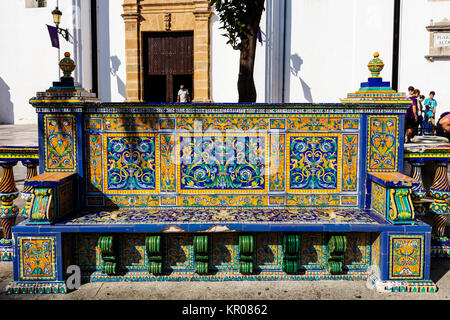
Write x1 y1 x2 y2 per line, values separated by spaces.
426 18 450 61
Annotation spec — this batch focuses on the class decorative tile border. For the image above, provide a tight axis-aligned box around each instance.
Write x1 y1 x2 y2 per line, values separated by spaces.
286 133 342 194
102 133 160 195
44 114 77 172
18 236 56 281
389 235 424 280
367 116 399 172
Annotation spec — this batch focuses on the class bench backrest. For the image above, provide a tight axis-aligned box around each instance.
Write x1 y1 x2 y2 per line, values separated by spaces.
36 104 405 210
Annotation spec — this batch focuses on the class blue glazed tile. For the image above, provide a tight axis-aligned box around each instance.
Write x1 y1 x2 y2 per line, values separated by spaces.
26 175 76 188
12 225 39 233
349 223 382 232
133 224 159 232
367 173 411 188
424 232 431 279
76 225 111 233
296 224 325 232
186 223 207 232
405 224 432 233
106 225 135 233
379 252 389 281
133 224 165 233
380 232 389 256
268 224 301 232
323 224 352 232
241 224 270 232
38 225 57 233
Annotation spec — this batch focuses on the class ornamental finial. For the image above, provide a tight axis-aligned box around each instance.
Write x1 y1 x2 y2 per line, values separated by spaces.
368 52 384 78
59 52 76 78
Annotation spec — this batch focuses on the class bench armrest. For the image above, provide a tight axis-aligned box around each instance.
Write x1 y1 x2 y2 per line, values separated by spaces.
24 172 78 225
367 172 418 224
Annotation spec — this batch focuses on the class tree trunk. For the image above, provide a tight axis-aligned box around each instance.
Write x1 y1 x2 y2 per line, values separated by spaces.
237 0 265 103
238 34 257 103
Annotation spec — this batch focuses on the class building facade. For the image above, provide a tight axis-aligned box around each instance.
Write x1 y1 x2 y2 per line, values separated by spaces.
0 0 449 124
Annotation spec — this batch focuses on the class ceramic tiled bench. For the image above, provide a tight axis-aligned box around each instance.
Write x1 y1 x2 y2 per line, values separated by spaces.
5 101 435 294
6 53 436 294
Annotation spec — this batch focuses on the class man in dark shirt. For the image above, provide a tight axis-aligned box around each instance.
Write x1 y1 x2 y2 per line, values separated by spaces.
405 88 418 143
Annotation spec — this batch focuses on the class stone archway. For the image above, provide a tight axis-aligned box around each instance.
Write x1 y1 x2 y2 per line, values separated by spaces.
122 0 213 103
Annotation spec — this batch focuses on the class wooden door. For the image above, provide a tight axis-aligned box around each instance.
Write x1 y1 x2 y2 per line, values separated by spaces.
144 32 194 102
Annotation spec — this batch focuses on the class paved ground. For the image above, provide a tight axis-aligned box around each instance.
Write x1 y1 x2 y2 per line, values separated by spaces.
0 258 449 300
1 124 450 300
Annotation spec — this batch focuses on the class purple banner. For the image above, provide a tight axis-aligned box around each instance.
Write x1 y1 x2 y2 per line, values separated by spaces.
46 24 60 49
257 28 263 46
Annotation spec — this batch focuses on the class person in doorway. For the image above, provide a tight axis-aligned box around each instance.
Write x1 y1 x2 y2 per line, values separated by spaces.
177 84 190 103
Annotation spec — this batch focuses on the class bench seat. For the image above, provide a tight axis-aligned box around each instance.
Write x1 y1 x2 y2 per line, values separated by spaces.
13 207 431 233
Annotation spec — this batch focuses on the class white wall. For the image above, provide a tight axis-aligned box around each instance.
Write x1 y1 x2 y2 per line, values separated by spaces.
287 0 394 103
399 0 450 119
2 1 449 123
211 10 266 103
96 0 126 102
0 0 71 124
0 0 93 124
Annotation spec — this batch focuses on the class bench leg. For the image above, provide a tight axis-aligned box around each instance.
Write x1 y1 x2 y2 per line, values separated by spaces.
367 231 436 293
146 235 164 275
239 235 255 275
282 234 300 274
98 235 118 275
7 232 67 294
193 235 209 275
327 234 347 275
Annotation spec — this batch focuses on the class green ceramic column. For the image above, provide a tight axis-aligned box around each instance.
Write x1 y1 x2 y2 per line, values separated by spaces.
193 235 209 275
282 234 300 274
146 235 163 274
327 234 347 274
239 235 255 275
98 235 117 275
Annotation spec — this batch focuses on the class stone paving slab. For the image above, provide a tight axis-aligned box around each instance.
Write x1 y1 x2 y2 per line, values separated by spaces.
1 260 450 300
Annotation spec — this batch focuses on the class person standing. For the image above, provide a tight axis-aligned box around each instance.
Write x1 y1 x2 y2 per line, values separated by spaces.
405 89 418 143
408 86 415 98
418 94 426 136
177 84 190 103
424 91 438 135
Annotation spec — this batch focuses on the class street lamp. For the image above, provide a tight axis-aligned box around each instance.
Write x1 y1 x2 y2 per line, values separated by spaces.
51 6 69 41
51 6 62 26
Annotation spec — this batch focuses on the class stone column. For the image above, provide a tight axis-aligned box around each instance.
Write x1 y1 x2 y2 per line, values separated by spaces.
20 160 39 219
409 160 427 215
429 162 450 239
193 8 212 103
122 0 143 102
0 161 19 241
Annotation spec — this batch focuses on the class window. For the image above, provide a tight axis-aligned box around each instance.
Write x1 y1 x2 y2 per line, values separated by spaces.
25 0 47 8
